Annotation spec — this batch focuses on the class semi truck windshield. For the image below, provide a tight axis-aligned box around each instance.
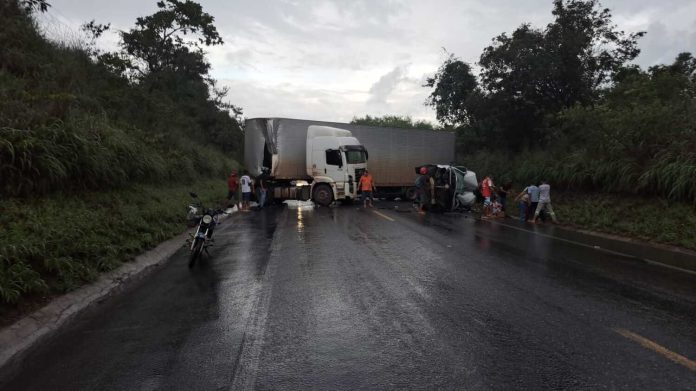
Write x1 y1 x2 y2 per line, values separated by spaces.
345 149 367 164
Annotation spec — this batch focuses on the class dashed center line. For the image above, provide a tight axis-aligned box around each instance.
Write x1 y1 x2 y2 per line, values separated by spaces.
614 328 696 372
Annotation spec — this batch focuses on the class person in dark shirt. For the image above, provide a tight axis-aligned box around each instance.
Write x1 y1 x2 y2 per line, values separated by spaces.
227 171 238 209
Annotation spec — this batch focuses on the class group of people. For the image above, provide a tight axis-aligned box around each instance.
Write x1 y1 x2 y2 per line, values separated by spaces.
480 175 510 219
226 170 267 211
225 168 557 224
337 167 439 213
480 174 558 224
514 181 558 223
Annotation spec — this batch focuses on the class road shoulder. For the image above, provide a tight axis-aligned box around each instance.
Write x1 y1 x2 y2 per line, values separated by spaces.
0 226 194 377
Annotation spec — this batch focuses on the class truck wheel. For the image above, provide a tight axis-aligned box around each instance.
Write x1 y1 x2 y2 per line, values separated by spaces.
404 187 417 201
313 184 333 206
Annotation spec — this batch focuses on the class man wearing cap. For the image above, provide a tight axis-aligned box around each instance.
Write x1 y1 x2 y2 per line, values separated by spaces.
358 169 376 208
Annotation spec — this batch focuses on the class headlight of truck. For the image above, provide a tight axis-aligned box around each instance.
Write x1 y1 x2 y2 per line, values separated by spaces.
202 215 213 224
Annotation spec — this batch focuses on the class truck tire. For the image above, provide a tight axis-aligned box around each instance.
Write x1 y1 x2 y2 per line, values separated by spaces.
313 184 333 206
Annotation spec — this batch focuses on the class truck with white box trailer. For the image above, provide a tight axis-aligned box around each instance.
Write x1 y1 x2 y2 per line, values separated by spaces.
244 117 475 209
245 118 367 205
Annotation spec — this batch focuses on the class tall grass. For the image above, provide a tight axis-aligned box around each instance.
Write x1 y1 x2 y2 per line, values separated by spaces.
0 179 229 307
0 2 243 310
0 119 236 197
463 149 696 203
0 1 242 198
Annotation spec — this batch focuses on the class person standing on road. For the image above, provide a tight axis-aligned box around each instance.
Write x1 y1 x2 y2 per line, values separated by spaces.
227 170 239 209
480 174 495 218
533 180 558 223
525 183 540 222
514 188 530 222
414 167 429 214
358 169 376 208
256 176 267 209
428 172 436 210
498 181 512 215
240 170 254 211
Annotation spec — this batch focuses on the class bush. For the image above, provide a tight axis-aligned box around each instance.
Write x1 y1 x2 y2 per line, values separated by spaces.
0 179 230 306
458 64 696 204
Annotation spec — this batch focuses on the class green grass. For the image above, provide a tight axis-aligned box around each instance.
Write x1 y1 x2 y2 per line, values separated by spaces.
0 2 245 320
505 191 696 250
461 148 696 204
0 2 243 198
0 178 230 309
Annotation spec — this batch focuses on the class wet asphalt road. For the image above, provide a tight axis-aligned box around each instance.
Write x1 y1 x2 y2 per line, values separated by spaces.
4 202 696 390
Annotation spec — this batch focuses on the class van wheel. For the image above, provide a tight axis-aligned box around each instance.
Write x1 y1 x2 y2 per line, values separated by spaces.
313 184 333 206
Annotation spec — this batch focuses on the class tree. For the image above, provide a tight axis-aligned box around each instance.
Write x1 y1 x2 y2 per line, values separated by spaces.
481 1 643 109
649 52 696 81
425 0 645 151
20 0 50 13
424 54 479 127
89 0 243 155
351 115 435 130
118 0 222 78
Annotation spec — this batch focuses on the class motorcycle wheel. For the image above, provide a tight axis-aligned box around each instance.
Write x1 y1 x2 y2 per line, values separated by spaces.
189 239 203 268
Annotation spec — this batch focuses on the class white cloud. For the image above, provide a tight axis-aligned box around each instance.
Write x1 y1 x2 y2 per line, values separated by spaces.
39 0 696 125
368 66 408 106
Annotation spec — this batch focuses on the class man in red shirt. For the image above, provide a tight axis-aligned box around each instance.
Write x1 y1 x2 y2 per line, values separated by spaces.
358 169 376 208
480 174 495 218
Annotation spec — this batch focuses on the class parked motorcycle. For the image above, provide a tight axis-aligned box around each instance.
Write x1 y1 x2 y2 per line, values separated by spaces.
187 192 226 268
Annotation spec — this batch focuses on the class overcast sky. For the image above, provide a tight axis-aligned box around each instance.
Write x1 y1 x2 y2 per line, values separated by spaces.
38 0 696 124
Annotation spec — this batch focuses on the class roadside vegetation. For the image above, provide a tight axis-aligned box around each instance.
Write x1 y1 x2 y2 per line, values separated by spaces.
359 1 694 249
1 1 241 307
422 0 696 246
0 179 228 322
423 0 695 204
351 115 435 130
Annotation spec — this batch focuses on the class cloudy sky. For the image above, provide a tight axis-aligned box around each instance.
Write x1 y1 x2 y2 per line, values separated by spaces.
38 0 696 124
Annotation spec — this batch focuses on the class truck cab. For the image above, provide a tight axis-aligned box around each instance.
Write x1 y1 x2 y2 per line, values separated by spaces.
306 125 367 205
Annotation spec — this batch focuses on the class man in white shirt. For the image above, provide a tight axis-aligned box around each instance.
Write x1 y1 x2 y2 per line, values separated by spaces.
525 184 540 222
240 170 254 211
533 180 558 223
